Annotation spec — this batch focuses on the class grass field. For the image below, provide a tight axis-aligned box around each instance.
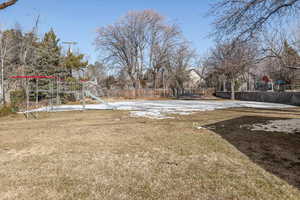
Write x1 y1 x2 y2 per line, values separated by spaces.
1 106 300 200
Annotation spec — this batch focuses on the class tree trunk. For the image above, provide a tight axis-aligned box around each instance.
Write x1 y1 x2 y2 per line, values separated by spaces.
153 72 157 89
128 73 136 89
1 59 5 105
223 80 227 92
69 68 72 77
247 72 251 91
231 79 235 100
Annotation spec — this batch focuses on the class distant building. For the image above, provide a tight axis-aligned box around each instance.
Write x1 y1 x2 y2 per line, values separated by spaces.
186 69 205 88
293 69 300 86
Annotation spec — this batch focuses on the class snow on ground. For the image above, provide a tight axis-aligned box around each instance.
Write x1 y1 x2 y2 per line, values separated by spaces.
249 119 300 134
25 100 295 119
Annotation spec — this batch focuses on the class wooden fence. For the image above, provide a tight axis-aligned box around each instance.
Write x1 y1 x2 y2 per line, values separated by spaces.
102 88 215 99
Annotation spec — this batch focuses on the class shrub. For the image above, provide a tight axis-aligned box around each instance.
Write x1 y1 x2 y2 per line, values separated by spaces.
10 90 26 111
0 105 14 117
60 93 76 104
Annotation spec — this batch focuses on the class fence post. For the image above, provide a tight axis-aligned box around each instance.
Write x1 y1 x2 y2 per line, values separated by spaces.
82 82 86 111
56 78 60 105
35 78 39 118
26 78 29 119
50 80 54 111
35 79 38 105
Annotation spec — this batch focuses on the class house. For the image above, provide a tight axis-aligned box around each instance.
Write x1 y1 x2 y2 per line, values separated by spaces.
185 69 205 88
293 69 300 85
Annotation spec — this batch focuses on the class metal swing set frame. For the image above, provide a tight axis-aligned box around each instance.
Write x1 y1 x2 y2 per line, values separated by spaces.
9 75 87 119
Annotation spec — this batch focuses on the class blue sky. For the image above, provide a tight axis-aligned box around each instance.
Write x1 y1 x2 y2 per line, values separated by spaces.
0 0 214 63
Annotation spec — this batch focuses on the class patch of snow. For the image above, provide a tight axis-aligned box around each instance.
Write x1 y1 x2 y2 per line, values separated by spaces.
250 119 300 133
130 111 174 119
25 100 295 119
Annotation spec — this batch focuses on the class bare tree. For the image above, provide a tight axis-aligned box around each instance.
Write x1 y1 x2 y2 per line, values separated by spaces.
0 29 19 104
0 0 18 10
192 55 211 88
95 10 182 89
210 0 300 41
165 42 195 96
206 40 258 99
86 61 107 84
260 30 300 84
295 25 300 51
149 24 181 88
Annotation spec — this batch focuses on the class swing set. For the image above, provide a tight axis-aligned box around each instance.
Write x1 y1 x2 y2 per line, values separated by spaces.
9 75 86 119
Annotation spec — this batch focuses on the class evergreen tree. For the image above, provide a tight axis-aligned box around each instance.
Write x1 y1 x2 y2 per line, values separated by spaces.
36 28 62 76
63 50 88 77
33 29 62 94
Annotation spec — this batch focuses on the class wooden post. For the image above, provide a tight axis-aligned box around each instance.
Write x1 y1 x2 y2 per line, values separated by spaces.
36 79 39 106
26 78 29 119
82 82 86 111
56 78 60 105
35 78 39 118
50 80 54 111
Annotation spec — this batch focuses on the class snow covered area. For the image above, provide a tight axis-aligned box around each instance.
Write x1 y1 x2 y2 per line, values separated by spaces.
25 100 295 119
250 119 300 134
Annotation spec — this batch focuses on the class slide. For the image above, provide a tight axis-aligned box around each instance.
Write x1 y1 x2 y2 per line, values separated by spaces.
85 90 117 110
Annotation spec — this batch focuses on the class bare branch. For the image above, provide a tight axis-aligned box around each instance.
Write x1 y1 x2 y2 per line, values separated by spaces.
0 0 18 10
210 0 300 41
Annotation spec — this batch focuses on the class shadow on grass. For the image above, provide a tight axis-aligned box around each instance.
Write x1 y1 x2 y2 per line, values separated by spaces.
228 107 300 116
205 116 300 190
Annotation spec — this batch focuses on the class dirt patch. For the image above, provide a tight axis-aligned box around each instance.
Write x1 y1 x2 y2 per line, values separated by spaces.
206 116 300 189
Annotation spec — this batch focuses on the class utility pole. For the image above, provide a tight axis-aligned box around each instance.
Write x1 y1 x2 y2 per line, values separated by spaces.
62 41 78 77
62 41 77 53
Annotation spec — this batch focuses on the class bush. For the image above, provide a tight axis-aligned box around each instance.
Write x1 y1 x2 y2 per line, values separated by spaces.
10 90 26 111
60 93 76 104
0 105 14 117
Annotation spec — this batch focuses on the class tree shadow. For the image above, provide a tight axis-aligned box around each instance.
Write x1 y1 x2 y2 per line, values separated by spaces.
205 116 300 190
228 108 300 116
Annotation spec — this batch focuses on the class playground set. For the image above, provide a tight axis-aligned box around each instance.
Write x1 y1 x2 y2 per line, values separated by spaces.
9 75 111 119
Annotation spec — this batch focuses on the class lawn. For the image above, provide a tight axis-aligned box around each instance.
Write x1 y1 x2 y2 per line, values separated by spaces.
0 107 300 200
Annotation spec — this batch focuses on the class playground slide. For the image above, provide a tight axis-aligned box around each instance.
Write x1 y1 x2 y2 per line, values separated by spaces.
85 90 116 110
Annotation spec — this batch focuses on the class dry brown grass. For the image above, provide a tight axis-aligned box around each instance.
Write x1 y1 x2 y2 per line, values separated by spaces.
1 107 300 200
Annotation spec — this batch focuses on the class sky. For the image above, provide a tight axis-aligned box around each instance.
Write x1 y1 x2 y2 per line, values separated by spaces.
0 0 214 63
